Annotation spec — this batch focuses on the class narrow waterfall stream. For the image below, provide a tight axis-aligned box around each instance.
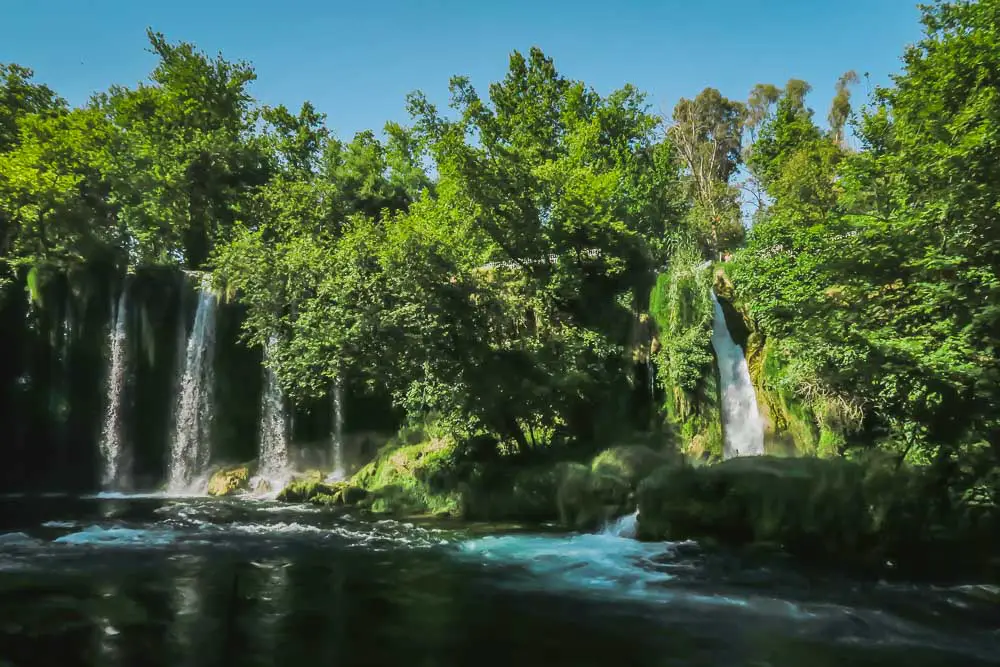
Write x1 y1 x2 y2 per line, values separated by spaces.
167 280 218 493
602 510 639 538
256 340 289 487
98 289 129 489
328 375 346 481
710 291 765 458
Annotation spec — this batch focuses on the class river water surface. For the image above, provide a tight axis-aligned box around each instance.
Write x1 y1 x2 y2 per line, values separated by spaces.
1 494 997 667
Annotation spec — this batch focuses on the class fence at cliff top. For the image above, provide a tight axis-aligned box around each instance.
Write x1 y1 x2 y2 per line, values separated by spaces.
475 248 603 272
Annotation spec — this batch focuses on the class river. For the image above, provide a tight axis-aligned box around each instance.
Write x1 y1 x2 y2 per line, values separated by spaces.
0 494 997 667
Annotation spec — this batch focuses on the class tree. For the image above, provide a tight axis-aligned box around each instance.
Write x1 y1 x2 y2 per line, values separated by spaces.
218 46 687 449
732 0 1000 515
746 79 821 191
0 107 120 282
739 83 782 219
668 88 746 256
0 64 65 153
99 29 267 269
828 70 860 147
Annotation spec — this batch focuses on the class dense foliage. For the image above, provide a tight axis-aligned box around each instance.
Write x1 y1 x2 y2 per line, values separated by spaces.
214 47 688 449
1 1 998 524
730 0 1000 518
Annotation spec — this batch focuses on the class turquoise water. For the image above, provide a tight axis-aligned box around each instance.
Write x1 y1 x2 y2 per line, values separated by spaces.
0 495 997 667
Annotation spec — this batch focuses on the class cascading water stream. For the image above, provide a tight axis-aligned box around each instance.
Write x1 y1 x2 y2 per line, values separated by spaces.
99 290 129 489
167 279 218 494
602 510 639 539
256 340 290 487
710 291 764 458
328 375 346 480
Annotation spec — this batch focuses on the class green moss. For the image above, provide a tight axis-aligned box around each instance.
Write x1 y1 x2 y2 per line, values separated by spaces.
591 445 679 485
276 479 330 503
635 455 995 577
743 327 822 456
345 434 683 527
276 478 369 506
661 364 724 463
350 437 463 516
206 464 253 497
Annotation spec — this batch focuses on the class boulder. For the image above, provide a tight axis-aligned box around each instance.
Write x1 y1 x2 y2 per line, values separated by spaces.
276 478 369 506
633 454 998 578
206 465 252 497
591 445 678 486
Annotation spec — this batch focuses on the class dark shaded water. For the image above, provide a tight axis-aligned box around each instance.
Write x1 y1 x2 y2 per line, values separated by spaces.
0 495 997 667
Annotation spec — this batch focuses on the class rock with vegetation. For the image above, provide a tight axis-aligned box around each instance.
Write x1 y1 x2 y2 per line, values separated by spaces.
349 433 681 527
350 436 464 516
276 477 369 506
648 245 724 462
713 269 836 457
206 464 254 497
636 455 999 579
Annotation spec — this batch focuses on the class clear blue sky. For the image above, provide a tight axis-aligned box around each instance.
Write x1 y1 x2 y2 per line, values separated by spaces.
2 0 924 140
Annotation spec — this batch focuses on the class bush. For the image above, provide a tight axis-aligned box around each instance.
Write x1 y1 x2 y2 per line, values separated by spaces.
636 455 999 579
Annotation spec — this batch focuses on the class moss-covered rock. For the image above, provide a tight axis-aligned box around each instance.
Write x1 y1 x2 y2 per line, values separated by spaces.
714 266 837 457
276 478 369 506
276 479 331 503
206 464 253 497
635 455 997 578
347 434 685 527
350 437 463 516
591 445 679 485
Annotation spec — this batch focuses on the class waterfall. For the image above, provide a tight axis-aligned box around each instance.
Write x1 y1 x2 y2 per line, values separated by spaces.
328 374 346 480
256 341 289 484
167 280 218 493
602 510 639 538
710 291 764 458
99 289 129 489
647 357 655 401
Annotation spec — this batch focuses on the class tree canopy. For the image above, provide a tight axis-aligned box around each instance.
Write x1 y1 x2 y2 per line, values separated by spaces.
1 0 998 513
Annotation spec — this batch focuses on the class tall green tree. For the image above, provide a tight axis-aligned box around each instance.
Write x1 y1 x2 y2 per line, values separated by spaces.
0 64 65 153
0 107 119 283
827 70 860 147
100 29 267 269
668 88 746 255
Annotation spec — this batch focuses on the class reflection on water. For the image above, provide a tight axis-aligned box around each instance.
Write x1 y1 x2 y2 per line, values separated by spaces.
0 495 997 667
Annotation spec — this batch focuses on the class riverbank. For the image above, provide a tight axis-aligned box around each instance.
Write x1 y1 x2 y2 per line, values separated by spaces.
3 493 999 667
261 436 1000 585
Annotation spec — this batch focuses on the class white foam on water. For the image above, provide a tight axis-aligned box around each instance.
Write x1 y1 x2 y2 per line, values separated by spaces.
41 520 80 528
459 532 681 598
215 518 448 552
254 503 322 514
0 531 43 546
82 491 178 500
455 531 855 624
228 521 324 535
53 525 178 547
602 510 639 538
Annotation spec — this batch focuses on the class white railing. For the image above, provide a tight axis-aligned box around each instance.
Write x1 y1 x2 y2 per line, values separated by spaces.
475 248 602 271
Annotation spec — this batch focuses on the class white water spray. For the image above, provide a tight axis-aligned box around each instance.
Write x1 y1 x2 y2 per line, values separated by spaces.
167 279 218 493
256 340 289 487
710 291 764 458
602 509 639 539
99 289 129 489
